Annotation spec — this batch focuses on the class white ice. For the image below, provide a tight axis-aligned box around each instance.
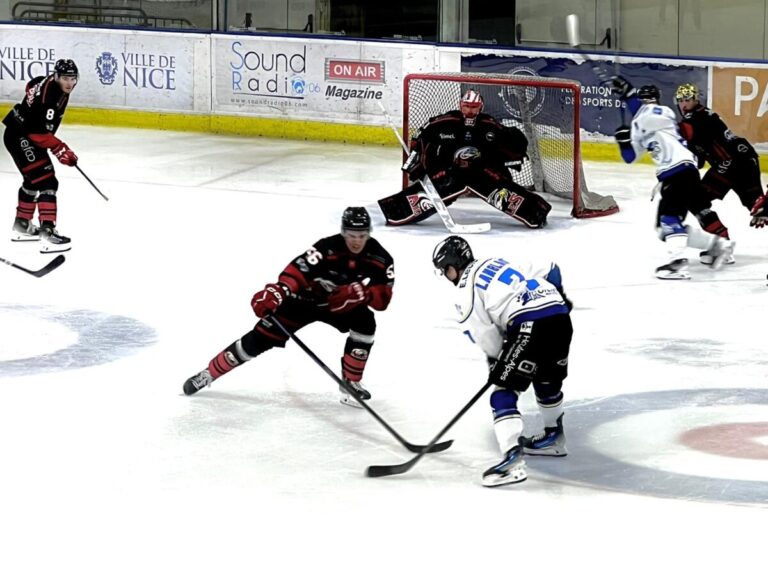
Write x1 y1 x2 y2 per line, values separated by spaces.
1 126 766 575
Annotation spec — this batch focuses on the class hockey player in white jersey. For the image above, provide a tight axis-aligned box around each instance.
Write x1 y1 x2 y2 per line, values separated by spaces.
611 78 735 279
432 236 573 487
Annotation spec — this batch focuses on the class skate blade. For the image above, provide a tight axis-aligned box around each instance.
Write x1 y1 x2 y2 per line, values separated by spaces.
40 245 72 254
523 446 568 457
339 395 364 409
482 466 528 487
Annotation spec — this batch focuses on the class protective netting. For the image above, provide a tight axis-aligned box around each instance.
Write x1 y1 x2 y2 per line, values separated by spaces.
404 72 618 218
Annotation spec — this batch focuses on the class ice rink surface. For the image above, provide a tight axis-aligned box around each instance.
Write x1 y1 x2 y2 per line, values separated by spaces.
1 125 766 575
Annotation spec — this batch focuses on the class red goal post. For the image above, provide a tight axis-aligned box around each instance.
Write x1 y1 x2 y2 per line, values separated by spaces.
403 72 619 218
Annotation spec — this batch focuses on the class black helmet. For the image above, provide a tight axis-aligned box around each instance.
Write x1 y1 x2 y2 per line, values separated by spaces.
54 59 79 78
432 235 474 276
638 85 660 103
341 206 371 232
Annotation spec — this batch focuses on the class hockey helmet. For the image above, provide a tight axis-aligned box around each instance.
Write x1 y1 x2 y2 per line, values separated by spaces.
54 59 79 78
675 83 700 102
460 90 484 125
637 85 661 103
341 206 371 233
432 235 474 278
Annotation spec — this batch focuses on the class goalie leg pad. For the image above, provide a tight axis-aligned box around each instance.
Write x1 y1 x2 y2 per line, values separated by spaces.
378 182 465 226
470 184 551 228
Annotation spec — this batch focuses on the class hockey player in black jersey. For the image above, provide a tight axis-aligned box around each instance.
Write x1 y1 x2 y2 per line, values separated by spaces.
676 83 768 240
378 90 551 229
183 207 395 407
2 59 79 253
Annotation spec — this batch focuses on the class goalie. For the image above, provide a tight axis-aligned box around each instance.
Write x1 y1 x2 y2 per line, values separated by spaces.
378 90 551 229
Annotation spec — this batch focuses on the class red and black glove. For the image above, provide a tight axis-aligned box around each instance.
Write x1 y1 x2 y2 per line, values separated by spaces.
750 194 768 228
328 282 368 313
251 282 290 318
52 142 78 166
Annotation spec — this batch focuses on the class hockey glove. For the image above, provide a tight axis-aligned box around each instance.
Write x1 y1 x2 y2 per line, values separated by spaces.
749 194 768 228
614 125 632 149
52 142 78 166
610 76 633 98
251 282 290 318
328 282 368 313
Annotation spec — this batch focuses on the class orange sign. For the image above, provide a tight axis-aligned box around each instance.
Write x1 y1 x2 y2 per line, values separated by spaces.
712 67 768 145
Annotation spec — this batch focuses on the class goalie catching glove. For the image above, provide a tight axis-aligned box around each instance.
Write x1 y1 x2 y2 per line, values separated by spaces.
251 282 291 317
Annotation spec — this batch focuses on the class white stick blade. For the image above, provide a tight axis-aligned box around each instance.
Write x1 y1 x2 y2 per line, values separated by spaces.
566 14 580 47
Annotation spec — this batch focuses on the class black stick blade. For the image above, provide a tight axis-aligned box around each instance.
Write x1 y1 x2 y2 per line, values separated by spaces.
405 439 454 454
33 254 66 277
366 457 420 478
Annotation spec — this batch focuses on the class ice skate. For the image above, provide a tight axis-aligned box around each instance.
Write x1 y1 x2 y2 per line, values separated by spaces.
183 368 213 396
699 250 735 266
11 218 40 242
655 258 690 280
521 414 567 457
39 225 71 253
339 379 371 408
482 445 527 487
708 238 736 270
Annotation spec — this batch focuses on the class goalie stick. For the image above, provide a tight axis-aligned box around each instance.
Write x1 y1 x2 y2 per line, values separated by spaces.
0 254 65 277
377 101 491 234
366 380 493 478
271 316 453 455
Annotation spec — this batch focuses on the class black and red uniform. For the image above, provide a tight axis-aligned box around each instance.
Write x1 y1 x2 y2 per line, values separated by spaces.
3 73 71 226
678 104 763 211
209 233 395 384
378 111 551 228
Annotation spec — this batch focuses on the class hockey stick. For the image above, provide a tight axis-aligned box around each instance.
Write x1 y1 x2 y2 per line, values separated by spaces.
566 14 609 83
76 166 109 201
366 380 493 478
271 316 453 455
376 101 491 234
0 254 65 277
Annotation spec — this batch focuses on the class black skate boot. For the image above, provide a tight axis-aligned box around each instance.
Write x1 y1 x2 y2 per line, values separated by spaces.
654 258 690 280
482 445 527 487
11 217 40 242
339 378 371 408
39 225 71 254
183 369 213 396
521 414 567 456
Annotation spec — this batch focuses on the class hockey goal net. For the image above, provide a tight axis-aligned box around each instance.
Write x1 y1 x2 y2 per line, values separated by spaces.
404 72 618 218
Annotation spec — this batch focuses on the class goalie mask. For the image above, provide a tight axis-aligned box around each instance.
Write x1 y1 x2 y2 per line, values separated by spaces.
433 235 474 283
460 90 484 126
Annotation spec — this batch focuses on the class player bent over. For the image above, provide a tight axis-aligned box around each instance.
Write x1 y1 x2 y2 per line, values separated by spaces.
2 59 80 253
378 90 551 229
183 207 395 407
611 78 734 279
432 236 572 487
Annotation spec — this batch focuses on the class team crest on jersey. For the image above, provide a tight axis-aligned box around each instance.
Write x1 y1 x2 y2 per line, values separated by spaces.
95 52 118 85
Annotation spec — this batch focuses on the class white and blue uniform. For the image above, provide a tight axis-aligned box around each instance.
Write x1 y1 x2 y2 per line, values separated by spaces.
453 257 568 359
619 97 697 180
